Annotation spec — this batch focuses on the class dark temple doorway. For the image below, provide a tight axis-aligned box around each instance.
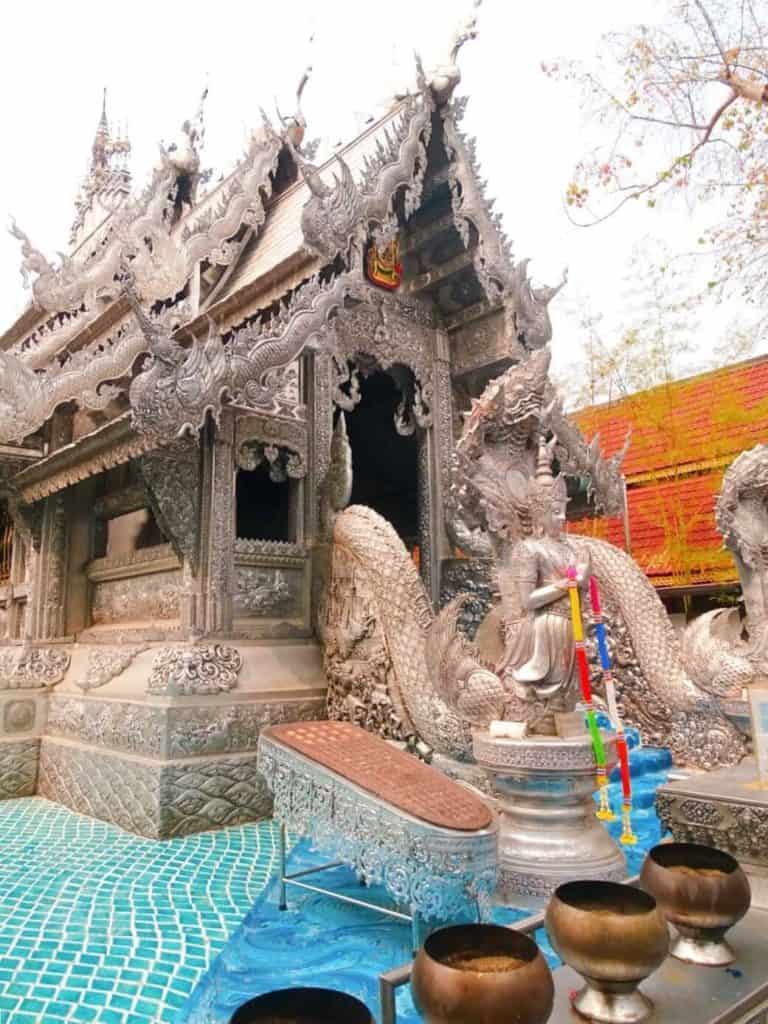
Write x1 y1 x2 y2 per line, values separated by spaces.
345 370 419 548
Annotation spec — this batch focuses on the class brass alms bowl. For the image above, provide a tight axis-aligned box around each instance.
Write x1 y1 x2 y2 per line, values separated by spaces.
229 987 374 1023
411 923 554 1024
640 842 751 967
545 880 669 1023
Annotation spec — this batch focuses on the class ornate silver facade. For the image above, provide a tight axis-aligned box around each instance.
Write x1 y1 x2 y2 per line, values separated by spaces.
0 17 751 839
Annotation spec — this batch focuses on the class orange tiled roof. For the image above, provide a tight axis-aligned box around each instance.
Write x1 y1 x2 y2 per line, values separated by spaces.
573 355 768 482
568 471 736 588
568 356 768 590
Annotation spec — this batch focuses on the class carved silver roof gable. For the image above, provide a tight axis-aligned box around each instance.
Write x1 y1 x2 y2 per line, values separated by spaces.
129 272 360 446
8 109 286 324
295 74 434 265
440 98 566 351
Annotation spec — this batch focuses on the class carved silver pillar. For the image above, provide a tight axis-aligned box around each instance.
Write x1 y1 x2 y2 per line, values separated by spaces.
417 428 437 605
30 494 68 641
308 352 334 634
418 331 454 607
199 414 235 636
308 352 333 543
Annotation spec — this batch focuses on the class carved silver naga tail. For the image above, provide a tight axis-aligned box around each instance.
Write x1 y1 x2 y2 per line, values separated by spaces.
579 536 747 768
328 504 478 760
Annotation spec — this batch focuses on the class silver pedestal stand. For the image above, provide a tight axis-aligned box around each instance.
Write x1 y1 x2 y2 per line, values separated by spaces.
473 731 626 907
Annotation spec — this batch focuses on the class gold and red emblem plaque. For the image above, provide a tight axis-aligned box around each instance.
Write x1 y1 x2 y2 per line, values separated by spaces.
366 238 402 290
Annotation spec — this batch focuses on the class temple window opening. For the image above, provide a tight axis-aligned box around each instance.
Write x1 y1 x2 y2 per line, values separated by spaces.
236 463 296 543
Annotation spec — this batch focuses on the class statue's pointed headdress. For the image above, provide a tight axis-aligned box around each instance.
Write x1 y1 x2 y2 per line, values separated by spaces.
527 437 567 526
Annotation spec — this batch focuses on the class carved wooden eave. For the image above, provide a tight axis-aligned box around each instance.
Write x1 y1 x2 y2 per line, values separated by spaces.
9 414 155 505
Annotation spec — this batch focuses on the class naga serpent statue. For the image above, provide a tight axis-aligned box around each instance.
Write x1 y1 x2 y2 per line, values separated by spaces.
324 348 747 771
681 443 768 698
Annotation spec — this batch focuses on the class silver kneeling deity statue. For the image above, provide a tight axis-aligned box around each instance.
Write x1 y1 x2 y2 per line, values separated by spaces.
499 442 590 729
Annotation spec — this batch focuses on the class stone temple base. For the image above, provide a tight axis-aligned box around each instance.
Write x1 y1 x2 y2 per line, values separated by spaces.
473 730 626 906
38 739 273 839
657 757 768 910
0 738 40 799
0 641 327 839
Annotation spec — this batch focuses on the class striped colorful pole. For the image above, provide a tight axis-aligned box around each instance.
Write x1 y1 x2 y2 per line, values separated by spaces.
566 567 611 820
589 576 637 846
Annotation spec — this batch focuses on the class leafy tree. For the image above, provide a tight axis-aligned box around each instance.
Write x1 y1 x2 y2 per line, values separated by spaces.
556 243 754 408
545 0 768 313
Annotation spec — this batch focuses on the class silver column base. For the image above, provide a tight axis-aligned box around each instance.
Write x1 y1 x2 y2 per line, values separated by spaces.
473 731 626 903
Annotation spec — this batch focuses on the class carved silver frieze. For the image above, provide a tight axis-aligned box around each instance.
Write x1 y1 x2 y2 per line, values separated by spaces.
87 543 177 581
234 538 307 560
656 790 768 868
47 695 164 757
75 646 147 692
91 570 182 625
168 698 324 758
0 646 70 689
234 567 301 618
146 644 243 696
13 417 156 505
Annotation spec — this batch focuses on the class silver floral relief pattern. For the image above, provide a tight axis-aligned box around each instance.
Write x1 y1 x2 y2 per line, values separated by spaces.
0 647 70 690
234 567 302 619
168 698 325 758
146 645 242 697
74 646 148 692
90 571 182 625
258 733 497 922
656 791 768 867
47 696 164 757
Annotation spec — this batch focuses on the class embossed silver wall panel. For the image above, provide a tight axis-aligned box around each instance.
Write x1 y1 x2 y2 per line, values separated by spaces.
90 570 182 624
47 696 165 758
167 698 325 758
39 739 161 836
45 693 325 760
234 566 303 619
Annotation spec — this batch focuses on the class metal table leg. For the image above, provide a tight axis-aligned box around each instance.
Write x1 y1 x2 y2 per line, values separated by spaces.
278 821 287 911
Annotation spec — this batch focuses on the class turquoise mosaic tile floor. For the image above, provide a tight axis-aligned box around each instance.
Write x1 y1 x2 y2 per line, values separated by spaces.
185 745 673 1023
0 798 278 1024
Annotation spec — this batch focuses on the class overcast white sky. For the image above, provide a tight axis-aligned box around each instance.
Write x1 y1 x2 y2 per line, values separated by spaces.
1 0 760 378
